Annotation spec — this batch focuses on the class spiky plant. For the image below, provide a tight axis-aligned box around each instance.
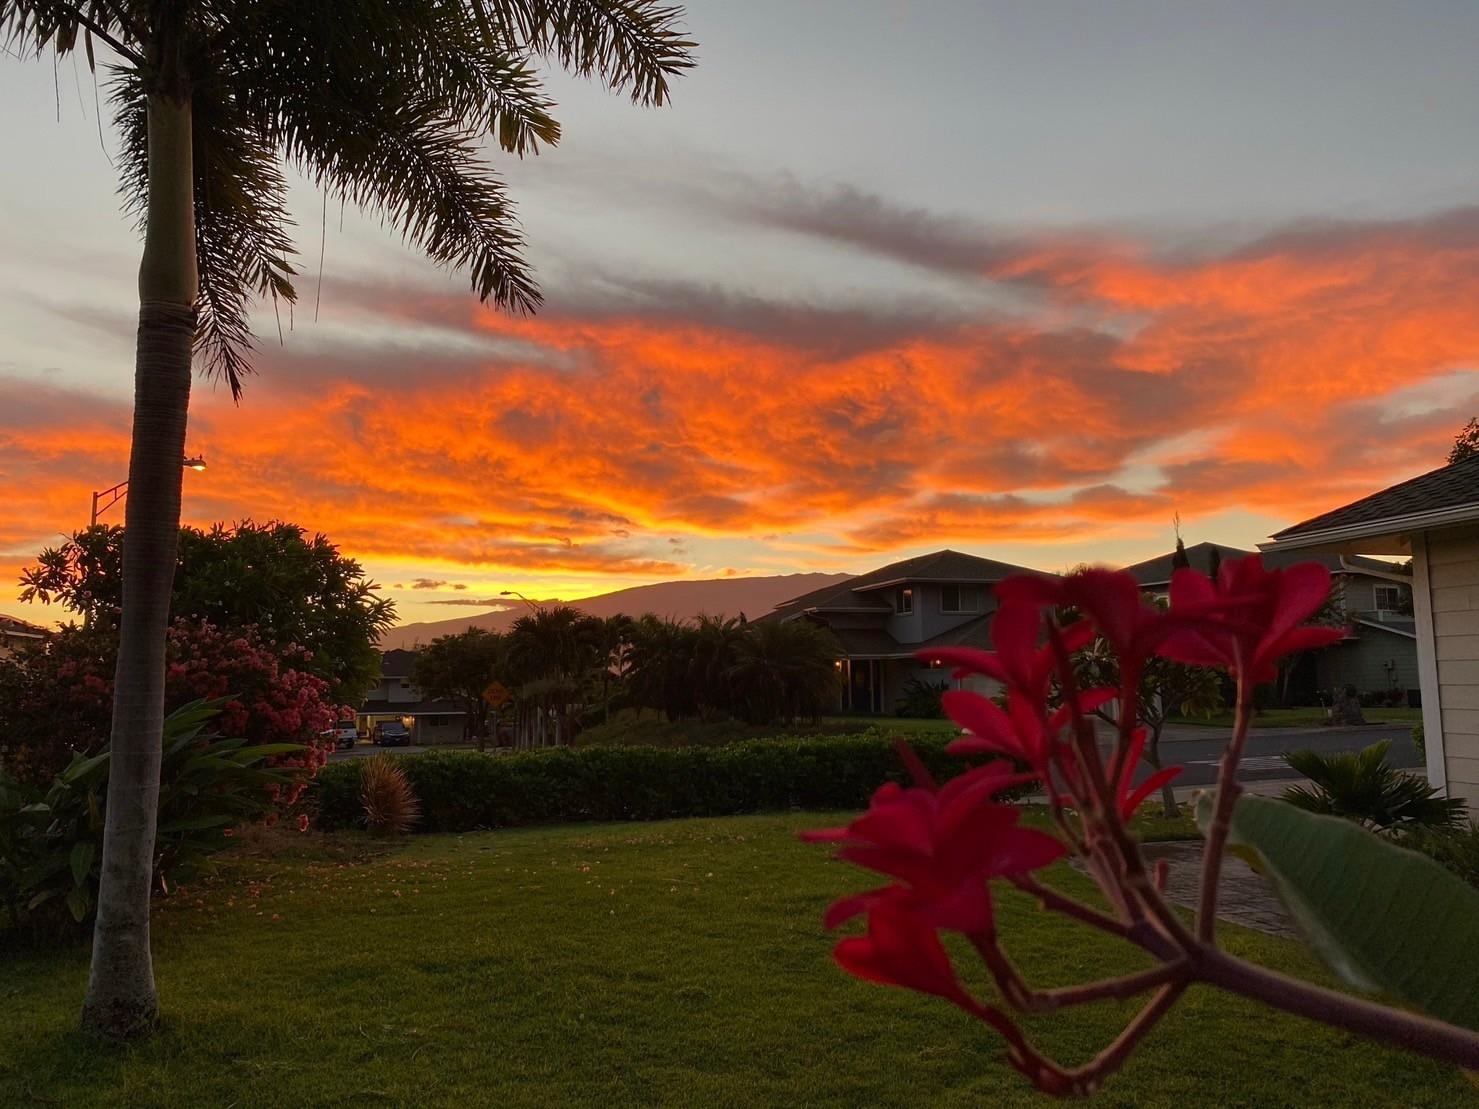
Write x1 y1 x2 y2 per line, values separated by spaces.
1282 741 1466 832
360 756 420 838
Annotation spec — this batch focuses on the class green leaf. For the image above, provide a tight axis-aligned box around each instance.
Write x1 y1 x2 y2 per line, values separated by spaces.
65 885 92 923
70 841 95 886
1198 792 1479 1029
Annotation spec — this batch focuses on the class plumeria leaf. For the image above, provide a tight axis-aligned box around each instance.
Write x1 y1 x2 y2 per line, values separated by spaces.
1197 792 1479 1029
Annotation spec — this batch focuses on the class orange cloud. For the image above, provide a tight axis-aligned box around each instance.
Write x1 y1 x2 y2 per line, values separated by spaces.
4 195 1479 610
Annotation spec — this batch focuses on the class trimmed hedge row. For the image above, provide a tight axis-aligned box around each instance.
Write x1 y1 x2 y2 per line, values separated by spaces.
311 731 1022 833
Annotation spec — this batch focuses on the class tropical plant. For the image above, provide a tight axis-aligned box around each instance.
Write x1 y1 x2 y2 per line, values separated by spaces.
359 756 420 837
727 618 842 725
20 522 395 703
806 557 1479 1095
1398 822 1479 890
2 699 304 938
894 677 947 719
503 606 607 745
0 0 693 1038
1281 741 1465 832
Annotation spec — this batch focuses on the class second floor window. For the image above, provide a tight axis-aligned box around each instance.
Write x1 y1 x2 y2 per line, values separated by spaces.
941 585 979 613
897 587 914 615
1374 584 1407 611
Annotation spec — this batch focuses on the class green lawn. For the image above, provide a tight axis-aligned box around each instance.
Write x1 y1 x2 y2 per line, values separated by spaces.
1169 706 1422 729
3 814 1470 1108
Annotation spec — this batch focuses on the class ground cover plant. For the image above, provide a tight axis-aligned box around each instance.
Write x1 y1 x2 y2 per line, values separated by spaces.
2 813 1472 1109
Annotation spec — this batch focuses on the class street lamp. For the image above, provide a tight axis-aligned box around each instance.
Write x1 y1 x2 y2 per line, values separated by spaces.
91 455 207 526
499 589 543 614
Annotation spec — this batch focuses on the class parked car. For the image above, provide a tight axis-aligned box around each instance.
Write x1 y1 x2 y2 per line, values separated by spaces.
322 724 359 750
374 722 412 747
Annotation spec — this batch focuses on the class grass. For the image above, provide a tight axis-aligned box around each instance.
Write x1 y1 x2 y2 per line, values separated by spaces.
1169 706 1422 729
3 814 1471 1108
576 709 959 747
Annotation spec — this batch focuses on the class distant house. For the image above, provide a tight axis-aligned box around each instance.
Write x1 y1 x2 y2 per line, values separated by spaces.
0 614 46 660
763 549 1038 714
358 648 466 745
1121 542 1419 702
1262 454 1479 809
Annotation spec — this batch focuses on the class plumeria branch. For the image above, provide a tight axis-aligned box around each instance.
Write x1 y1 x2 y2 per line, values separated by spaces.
806 556 1479 1097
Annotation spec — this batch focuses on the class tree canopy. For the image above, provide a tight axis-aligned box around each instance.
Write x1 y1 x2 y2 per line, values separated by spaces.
1450 417 1479 464
20 522 393 703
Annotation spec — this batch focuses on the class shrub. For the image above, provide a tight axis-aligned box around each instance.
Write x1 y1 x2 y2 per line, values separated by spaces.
1413 721 1425 760
894 678 947 718
311 731 1029 834
1 700 308 939
1398 823 1479 889
1282 741 1465 832
360 756 420 836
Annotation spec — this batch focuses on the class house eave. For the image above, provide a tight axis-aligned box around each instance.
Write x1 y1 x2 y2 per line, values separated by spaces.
1262 502 1479 555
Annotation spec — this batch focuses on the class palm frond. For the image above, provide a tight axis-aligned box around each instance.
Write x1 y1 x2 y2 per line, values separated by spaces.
475 0 696 106
0 1 144 66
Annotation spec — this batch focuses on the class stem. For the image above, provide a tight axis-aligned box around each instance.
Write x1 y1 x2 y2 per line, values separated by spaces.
1197 679 1252 941
973 931 1187 1012
1009 875 1131 939
1198 946 1479 1070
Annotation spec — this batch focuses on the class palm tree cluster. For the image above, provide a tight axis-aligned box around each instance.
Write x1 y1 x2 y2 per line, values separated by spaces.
414 611 843 746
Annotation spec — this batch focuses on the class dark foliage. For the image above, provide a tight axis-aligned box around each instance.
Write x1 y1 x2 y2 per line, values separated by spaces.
311 733 1029 834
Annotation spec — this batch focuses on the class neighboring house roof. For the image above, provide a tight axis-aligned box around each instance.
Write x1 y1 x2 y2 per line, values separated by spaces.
1352 618 1417 640
360 697 465 716
830 627 910 659
1122 541 1404 587
378 648 418 679
0 614 47 638
916 614 993 653
1266 455 1479 552
767 549 1037 620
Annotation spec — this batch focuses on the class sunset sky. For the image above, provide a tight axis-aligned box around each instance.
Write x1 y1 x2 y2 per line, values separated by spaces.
4 0 1479 627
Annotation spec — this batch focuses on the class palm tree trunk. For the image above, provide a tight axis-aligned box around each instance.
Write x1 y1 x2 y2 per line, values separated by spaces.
1146 725 1180 819
81 93 197 1041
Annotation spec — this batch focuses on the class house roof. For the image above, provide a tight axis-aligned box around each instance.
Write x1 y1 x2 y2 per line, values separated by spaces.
1122 541 1404 587
378 648 418 678
1352 618 1417 640
829 614 995 660
0 614 47 640
1266 455 1479 553
767 549 1038 620
916 614 994 653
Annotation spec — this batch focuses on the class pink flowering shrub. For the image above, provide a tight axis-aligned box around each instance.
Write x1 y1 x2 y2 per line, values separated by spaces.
1 619 340 810
807 556 1479 1096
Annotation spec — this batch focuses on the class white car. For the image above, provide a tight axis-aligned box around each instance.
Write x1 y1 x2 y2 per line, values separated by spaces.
322 725 359 750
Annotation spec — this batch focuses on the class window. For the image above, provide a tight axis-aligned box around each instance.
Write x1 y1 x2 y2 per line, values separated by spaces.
1374 585 1406 612
424 715 450 727
940 585 979 613
897 587 914 615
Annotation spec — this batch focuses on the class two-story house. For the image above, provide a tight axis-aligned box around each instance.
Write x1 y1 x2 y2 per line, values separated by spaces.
1121 542 1418 703
358 648 467 744
762 549 1038 714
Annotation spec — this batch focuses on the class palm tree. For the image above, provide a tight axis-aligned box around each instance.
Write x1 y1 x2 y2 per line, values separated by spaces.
728 619 842 725
1 0 693 1040
504 606 606 744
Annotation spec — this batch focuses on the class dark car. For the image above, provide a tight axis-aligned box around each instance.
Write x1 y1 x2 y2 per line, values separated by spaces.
374 722 411 747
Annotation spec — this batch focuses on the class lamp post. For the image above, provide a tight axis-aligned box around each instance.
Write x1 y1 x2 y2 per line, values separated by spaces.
499 589 543 614
91 455 206 526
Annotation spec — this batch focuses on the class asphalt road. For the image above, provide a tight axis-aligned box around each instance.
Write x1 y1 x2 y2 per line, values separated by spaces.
1144 723 1420 788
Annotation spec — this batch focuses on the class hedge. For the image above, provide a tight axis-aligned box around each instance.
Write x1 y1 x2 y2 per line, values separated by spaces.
311 731 1026 833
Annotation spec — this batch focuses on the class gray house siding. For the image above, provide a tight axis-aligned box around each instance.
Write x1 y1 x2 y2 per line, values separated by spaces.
1316 631 1420 697
1425 524 1479 809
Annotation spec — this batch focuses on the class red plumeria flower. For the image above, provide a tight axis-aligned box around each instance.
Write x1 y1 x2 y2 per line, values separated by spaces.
1115 727 1183 818
998 568 1178 668
804 761 1064 934
1160 555 1345 684
926 597 1093 702
832 897 986 1014
944 687 1116 772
